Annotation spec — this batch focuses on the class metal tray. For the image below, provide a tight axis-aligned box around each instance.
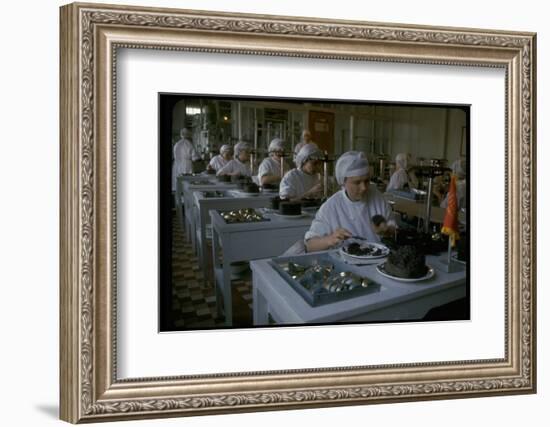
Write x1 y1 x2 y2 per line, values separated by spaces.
270 253 381 307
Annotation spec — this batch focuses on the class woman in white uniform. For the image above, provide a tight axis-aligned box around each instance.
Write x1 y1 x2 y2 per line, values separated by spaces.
440 158 467 210
292 129 318 166
208 144 233 172
258 138 285 186
279 143 323 200
172 128 201 191
216 141 252 176
386 153 412 191
305 151 394 252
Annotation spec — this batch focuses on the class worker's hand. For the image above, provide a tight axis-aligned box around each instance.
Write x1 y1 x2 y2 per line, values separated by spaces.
325 228 352 247
305 183 323 198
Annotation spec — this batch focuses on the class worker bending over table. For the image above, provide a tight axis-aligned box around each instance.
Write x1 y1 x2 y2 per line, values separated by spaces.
279 143 324 201
216 141 252 176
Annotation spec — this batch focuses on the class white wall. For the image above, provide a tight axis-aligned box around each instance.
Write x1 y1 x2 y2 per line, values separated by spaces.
0 1 546 427
174 100 466 164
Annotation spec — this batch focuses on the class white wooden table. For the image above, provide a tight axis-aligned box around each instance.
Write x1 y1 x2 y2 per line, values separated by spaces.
250 252 467 325
181 179 237 248
193 190 277 272
210 209 314 326
174 175 206 235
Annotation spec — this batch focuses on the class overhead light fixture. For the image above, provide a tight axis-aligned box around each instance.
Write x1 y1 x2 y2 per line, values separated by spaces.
186 106 201 115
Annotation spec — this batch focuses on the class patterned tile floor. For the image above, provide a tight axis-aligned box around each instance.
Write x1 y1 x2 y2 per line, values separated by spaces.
171 213 253 329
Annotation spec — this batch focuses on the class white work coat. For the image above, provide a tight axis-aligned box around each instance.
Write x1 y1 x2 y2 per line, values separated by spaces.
305 186 392 244
208 155 229 171
258 157 282 182
279 168 320 200
172 138 200 191
386 168 410 191
216 159 252 176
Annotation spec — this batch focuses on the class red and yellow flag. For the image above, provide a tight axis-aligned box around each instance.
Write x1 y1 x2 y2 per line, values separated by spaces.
441 175 460 247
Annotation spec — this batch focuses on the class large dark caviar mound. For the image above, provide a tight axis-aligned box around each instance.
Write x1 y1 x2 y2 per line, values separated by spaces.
279 201 302 216
384 245 428 279
262 183 279 191
271 196 282 210
217 174 231 182
382 228 447 255
243 183 259 193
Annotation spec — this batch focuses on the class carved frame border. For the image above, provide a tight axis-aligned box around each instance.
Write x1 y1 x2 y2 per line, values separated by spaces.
60 2 536 423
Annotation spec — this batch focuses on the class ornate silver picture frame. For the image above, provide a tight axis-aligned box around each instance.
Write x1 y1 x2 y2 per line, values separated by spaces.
60 2 536 423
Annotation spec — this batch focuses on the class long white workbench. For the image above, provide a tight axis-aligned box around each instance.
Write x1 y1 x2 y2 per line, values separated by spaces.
251 251 467 325
210 209 315 326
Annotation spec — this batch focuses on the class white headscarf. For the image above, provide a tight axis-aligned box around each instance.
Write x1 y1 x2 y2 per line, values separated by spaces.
180 128 192 138
335 151 369 185
268 138 285 153
220 144 232 155
234 141 252 158
452 158 466 179
395 153 409 169
295 143 323 169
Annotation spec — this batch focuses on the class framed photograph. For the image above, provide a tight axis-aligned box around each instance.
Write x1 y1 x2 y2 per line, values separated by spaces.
60 2 536 423
159 93 471 332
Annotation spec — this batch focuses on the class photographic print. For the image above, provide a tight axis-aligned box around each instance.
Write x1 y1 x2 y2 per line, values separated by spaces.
60 3 535 423
160 95 470 330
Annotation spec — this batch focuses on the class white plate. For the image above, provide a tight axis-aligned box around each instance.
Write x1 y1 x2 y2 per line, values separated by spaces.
272 212 307 219
339 242 390 260
376 263 435 282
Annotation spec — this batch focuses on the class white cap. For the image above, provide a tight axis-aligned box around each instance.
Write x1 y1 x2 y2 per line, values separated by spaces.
268 138 285 153
335 151 370 185
234 141 252 157
395 153 409 169
295 143 323 169
294 140 318 155
220 144 232 154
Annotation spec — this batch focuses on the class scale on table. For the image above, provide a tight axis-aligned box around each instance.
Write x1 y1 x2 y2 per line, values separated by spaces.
418 161 465 273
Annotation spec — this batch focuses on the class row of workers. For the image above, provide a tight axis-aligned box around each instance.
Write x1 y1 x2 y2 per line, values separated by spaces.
387 152 467 210
213 139 324 201
172 128 324 200
172 127 466 209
